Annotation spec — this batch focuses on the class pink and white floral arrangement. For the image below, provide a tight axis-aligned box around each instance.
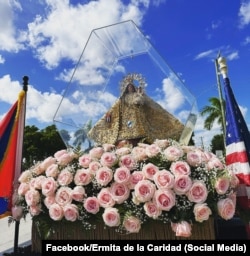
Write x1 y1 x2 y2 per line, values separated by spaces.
12 139 238 238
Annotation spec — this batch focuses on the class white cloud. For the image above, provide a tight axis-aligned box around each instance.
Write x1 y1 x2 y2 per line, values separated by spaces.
0 75 22 103
0 0 23 52
239 1 250 28
227 51 239 61
158 76 185 113
194 49 215 60
0 55 5 64
243 36 250 45
20 0 147 70
194 47 239 62
0 0 152 127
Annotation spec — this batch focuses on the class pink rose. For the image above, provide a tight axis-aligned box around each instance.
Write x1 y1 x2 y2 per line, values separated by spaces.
79 154 92 168
49 203 64 221
154 189 175 211
32 163 44 175
110 182 130 204
44 195 56 209
228 192 237 206
170 161 191 176
95 167 113 186
163 145 184 161
142 163 159 180
207 157 224 170
25 189 40 206
153 169 174 189
154 139 170 149
115 147 131 156
123 216 141 233
116 140 131 148
29 178 37 190
41 177 58 196
97 188 115 208
102 144 115 152
128 171 145 189
54 149 67 159
17 183 30 196
173 175 192 195
102 143 115 152
55 187 73 206
102 207 120 227
201 151 215 162
33 176 47 190
63 204 79 221
40 156 57 171
215 177 230 195
56 152 74 166
181 145 196 153
186 150 202 167
143 201 162 219
12 206 23 221
229 171 239 189
74 168 92 186
134 180 156 203
100 152 117 167
171 221 192 237
199 150 212 163
114 166 131 184
84 196 100 214
119 154 136 170
29 204 42 216
193 203 212 222
57 168 73 186
145 144 161 158
18 170 32 183
89 147 104 159
131 146 148 161
88 161 101 174
72 186 86 202
217 197 235 220
45 164 59 178
187 180 208 203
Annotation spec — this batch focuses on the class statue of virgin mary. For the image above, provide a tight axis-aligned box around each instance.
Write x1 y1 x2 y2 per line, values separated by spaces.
88 73 184 146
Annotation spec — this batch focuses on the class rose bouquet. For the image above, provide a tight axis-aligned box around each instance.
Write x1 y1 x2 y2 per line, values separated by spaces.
12 139 238 238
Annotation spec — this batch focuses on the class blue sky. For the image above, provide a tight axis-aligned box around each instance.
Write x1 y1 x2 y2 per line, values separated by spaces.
1 0 250 150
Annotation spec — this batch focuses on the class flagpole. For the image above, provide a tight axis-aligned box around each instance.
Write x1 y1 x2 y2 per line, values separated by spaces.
13 76 28 254
214 56 226 148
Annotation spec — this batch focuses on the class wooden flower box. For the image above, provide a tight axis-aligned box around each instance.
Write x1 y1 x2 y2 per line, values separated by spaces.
31 218 215 253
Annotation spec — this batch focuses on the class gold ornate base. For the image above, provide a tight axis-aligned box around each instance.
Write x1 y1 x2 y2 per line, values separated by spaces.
32 218 215 253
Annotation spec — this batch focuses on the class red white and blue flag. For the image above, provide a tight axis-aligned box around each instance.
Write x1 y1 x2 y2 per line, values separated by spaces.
0 90 26 217
223 77 250 208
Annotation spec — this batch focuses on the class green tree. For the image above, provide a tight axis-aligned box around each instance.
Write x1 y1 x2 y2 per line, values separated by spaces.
40 125 66 157
22 124 67 169
200 97 225 131
22 125 41 169
210 134 225 155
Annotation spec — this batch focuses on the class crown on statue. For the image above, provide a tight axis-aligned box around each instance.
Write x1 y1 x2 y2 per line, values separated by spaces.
120 73 147 94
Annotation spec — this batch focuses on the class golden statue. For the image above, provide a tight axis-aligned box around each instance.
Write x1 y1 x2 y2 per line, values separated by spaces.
88 73 184 146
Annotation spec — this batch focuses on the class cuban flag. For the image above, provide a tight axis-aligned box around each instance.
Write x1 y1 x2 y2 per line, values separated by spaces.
0 90 26 217
223 76 250 209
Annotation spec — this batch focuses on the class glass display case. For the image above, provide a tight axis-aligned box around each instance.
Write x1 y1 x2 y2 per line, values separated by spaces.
53 20 197 150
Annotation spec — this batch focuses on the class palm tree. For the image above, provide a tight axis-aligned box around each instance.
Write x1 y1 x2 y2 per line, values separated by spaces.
200 97 225 131
200 97 226 148
72 120 93 150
